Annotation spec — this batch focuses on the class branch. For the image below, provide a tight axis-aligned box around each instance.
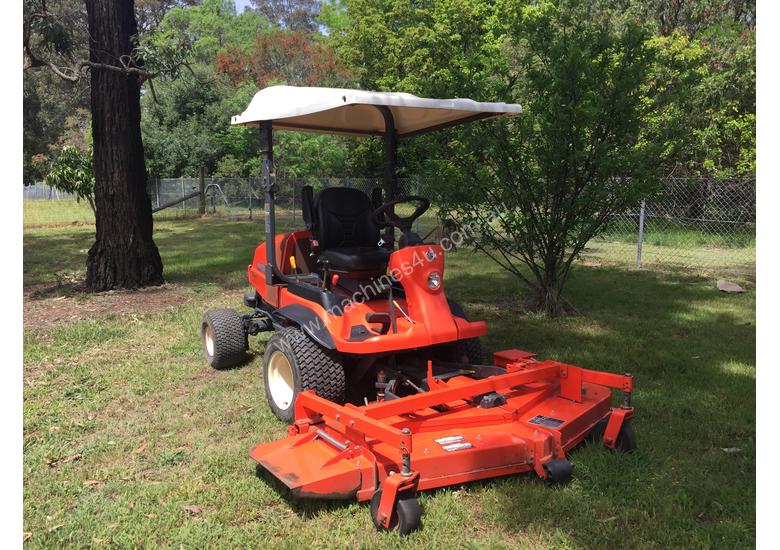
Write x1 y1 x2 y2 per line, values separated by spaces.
84 60 159 82
24 45 85 81
25 46 161 83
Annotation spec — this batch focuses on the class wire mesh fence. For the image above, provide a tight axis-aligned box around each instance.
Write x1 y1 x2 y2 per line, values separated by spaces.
583 177 755 275
23 175 755 275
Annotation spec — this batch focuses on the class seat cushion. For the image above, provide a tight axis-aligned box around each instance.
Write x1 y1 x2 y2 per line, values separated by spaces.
319 246 391 272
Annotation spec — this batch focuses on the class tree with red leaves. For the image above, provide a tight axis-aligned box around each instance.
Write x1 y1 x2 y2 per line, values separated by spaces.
216 30 349 87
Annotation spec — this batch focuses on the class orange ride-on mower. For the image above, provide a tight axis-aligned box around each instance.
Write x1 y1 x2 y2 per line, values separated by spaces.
200 86 637 535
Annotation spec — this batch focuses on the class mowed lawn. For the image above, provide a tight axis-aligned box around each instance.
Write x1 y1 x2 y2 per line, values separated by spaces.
23 218 756 548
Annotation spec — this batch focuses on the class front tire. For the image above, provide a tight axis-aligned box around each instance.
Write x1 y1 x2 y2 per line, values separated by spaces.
201 308 248 369
453 337 483 364
263 327 346 423
433 337 483 365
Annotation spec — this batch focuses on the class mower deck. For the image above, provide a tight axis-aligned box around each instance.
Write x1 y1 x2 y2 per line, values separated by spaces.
250 349 634 529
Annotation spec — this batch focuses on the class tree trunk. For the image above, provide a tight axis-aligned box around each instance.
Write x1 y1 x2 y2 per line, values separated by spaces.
84 0 164 291
529 265 566 317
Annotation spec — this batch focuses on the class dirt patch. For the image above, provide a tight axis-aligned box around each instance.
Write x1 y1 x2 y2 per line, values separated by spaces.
24 282 192 331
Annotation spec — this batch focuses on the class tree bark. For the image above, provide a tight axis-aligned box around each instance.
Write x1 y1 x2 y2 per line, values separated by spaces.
84 0 164 291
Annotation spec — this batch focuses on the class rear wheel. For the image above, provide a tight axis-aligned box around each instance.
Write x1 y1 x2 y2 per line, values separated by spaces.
262 327 346 423
201 308 248 369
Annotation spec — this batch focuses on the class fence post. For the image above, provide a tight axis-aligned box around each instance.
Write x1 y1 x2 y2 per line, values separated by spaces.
636 200 646 269
248 177 253 221
415 176 421 234
180 176 185 211
199 168 206 215
292 179 296 227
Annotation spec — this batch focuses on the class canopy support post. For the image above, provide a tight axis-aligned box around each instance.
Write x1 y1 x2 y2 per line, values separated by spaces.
378 106 398 248
259 120 284 284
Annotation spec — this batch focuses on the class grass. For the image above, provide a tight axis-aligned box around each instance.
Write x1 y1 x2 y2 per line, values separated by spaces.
24 200 95 227
599 218 756 249
24 199 755 277
23 200 215 228
586 218 756 275
23 218 755 548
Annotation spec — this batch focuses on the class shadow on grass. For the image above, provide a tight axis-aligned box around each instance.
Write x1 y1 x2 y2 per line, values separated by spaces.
443 265 755 547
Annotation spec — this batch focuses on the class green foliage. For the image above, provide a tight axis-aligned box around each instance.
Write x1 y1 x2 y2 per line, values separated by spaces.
695 23 755 177
137 0 271 177
141 0 354 178
23 0 86 63
318 0 349 36
329 0 511 178
644 25 755 178
23 0 90 183
142 65 259 176
44 146 95 213
274 133 352 179
214 154 245 177
156 0 271 64
251 0 322 32
390 0 657 314
25 0 755 186
623 0 755 38
335 0 754 313
334 0 501 98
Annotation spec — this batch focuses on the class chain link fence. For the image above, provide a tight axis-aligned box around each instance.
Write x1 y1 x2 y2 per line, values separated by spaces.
23 176 755 275
583 177 755 275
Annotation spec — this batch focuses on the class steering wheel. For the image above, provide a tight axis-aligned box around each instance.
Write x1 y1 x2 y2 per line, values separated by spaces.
373 196 430 232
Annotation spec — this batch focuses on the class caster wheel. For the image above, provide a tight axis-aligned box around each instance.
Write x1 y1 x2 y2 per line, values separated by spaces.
615 422 637 453
369 489 421 535
543 458 573 484
589 415 637 453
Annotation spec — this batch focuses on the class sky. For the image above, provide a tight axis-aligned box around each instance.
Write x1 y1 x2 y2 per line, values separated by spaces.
235 0 253 12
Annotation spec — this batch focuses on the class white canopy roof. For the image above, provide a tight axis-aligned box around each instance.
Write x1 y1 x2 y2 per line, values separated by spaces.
231 86 521 138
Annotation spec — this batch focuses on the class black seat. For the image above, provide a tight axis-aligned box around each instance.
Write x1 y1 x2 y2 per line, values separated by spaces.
310 187 390 272
318 247 391 271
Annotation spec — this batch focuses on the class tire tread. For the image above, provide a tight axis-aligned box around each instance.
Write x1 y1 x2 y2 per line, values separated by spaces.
203 308 247 369
282 327 346 404
264 327 346 422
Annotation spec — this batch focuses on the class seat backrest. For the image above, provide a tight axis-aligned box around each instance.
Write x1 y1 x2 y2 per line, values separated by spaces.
371 187 383 210
313 187 379 249
301 185 315 230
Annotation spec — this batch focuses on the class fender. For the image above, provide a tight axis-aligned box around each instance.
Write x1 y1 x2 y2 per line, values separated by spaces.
275 303 336 350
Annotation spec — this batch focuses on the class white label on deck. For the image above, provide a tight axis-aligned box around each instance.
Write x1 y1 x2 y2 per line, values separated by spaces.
434 435 464 445
442 442 473 452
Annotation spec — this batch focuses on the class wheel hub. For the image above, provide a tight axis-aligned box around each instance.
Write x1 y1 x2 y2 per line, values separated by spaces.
268 351 294 410
204 324 215 356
